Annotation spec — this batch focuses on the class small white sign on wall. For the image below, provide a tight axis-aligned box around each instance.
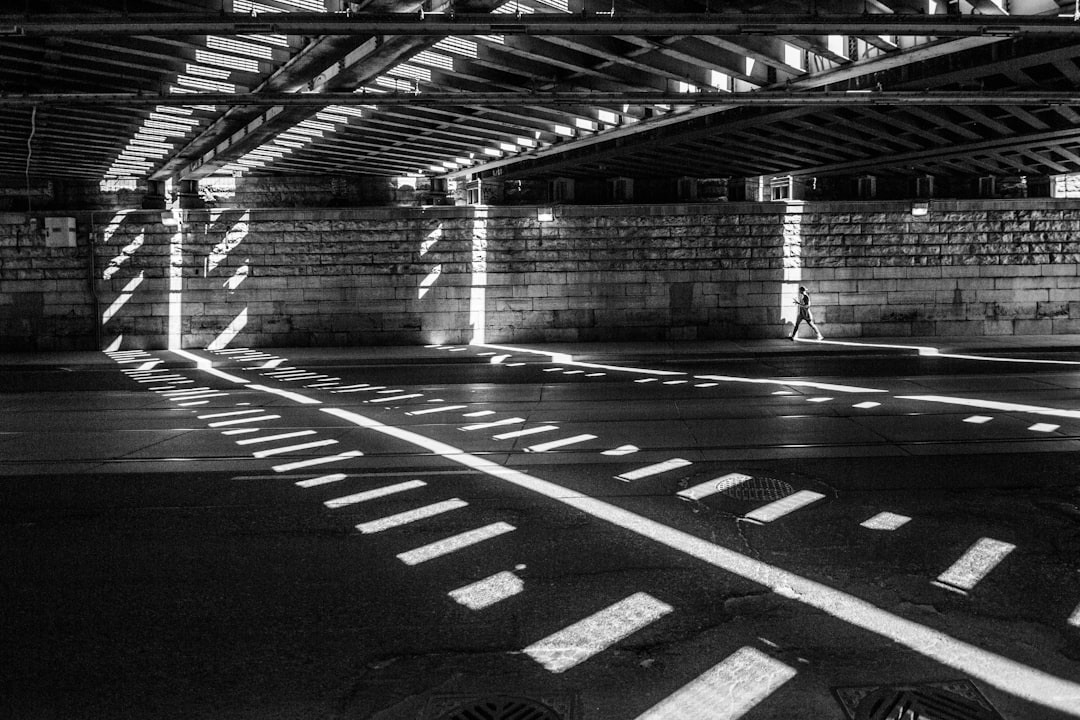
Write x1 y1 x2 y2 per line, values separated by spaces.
44 217 76 247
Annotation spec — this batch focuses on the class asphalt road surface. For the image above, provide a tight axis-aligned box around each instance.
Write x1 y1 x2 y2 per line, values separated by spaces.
3 340 1080 720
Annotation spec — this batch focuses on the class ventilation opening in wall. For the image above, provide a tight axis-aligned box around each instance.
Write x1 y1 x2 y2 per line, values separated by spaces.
550 177 575 203
979 176 996 198
770 176 793 201
608 177 634 203
915 174 935 199
855 175 877 199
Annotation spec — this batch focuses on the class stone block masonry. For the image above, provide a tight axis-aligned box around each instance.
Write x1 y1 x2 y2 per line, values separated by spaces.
1 200 1079 349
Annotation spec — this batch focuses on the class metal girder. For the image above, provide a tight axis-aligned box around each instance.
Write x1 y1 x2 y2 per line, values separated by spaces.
8 90 1080 107
0 12 1076 38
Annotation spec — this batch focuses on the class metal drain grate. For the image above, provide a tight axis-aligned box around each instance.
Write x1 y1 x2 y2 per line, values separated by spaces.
435 695 563 720
720 475 794 502
833 680 1006 720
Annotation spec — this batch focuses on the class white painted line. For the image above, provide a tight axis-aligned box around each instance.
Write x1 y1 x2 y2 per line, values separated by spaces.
236 430 318 445
247 384 322 405
330 384 371 391
376 389 405 394
178 400 209 406
252 439 339 459
222 428 260 436
305 381 341 388
149 380 194 386
1029 423 1061 432
462 410 495 417
295 473 348 488
279 374 326 382
854 401 881 409
935 537 1016 593
616 458 693 482
699 374 887 394
543 367 564 372
635 378 658 383
526 434 597 453
563 370 585 375
257 359 286 369
332 385 387 393
398 521 516 566
407 405 469 416
198 409 265 420
602 445 639 456
208 414 281 427
264 370 308 378
677 473 752 501
586 373 605 377
694 382 718 388
318 406 1080 713
506 362 526 367
461 417 525 431
215 348 251 355
493 425 559 440
860 512 912 531
169 392 228 401
323 479 427 509
634 646 795 720
663 380 688 385
523 592 673 673
272 449 363 473
963 415 994 424
449 570 524 610
368 393 424 404
744 490 825 523
356 498 468 534
161 387 212 395
899 394 1080 420
807 397 833 403
138 376 187 383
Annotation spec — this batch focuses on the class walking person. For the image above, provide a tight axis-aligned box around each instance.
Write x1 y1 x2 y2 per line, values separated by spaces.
789 285 824 341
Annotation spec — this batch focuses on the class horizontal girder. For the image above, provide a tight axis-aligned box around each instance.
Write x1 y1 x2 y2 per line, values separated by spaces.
0 12 1074 38
6 90 1080 108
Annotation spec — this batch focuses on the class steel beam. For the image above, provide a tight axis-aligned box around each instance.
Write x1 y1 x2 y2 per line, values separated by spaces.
5 90 1080 107
0 12 1074 38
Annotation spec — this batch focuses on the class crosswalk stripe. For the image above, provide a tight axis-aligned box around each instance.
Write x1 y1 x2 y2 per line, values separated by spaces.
493 425 559 440
397 521 516 565
199 409 264 420
236 430 317 445
295 473 348 488
368 393 424 403
449 570 524 610
272 449 363 473
525 434 597 453
633 647 796 720
407 405 469 416
860 512 911 531
251 439 339 458
332 385 387 393
523 592 673 673
677 473 751 501
744 490 825 523
207 414 281 427
170 392 227 401
616 458 692 482
461 417 525 431
324 479 426 509
356 498 467 534
934 537 1016 593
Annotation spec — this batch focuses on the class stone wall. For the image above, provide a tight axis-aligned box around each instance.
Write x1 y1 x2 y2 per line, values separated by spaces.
2 200 1079 350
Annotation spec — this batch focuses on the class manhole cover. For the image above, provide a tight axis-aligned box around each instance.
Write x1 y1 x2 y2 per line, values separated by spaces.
434 695 564 720
833 680 1006 720
720 475 794 502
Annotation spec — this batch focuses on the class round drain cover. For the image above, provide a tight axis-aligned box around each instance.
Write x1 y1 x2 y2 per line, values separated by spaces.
721 476 794 502
439 696 562 720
